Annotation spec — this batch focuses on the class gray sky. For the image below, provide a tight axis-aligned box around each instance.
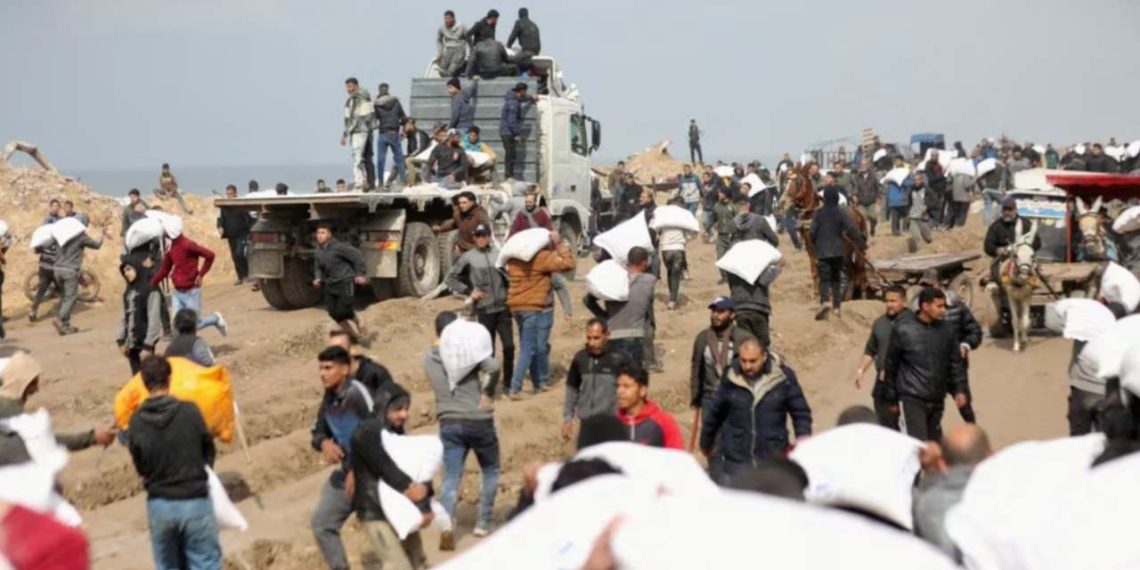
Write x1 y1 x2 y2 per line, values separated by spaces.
2 0 1138 171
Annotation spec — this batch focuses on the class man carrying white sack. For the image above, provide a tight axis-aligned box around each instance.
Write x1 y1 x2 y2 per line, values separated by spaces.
913 424 993 562
350 382 430 570
425 311 501 549
53 218 109 335
584 247 657 368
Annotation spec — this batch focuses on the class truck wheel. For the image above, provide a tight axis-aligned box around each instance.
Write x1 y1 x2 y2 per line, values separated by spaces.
281 258 322 308
260 278 294 310
439 230 459 277
397 222 441 297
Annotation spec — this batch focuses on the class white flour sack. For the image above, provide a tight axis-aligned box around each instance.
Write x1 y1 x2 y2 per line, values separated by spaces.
649 205 700 233
495 227 550 267
49 216 86 246
1043 298 1115 342
145 209 184 239
789 424 925 530
206 466 248 531
1100 262 1140 312
715 239 782 284
594 214 654 265
586 259 630 302
125 217 165 251
377 432 451 539
439 319 493 390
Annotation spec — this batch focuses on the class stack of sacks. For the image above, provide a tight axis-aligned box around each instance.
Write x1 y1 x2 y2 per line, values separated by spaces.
495 227 550 268
593 214 654 265
790 424 926 530
439 319 494 390
944 434 1107 570
716 239 782 283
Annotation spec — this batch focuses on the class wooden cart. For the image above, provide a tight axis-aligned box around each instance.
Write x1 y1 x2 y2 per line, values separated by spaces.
868 252 982 310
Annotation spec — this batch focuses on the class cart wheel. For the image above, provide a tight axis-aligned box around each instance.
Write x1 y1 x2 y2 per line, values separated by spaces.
948 274 975 311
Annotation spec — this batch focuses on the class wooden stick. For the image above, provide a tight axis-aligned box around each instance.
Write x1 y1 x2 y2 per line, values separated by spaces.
688 407 702 453
232 401 253 464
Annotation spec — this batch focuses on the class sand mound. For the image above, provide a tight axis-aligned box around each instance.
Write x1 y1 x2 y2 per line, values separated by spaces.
625 140 688 188
0 162 234 314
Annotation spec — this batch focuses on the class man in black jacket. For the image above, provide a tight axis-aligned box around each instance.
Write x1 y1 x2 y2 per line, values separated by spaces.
983 196 1041 321
690 297 754 410
730 195 779 247
884 287 968 441
349 382 430 569
217 184 253 285
445 223 515 391
127 356 221 569
562 319 626 441
313 223 368 341
727 263 778 349
507 7 541 71
373 83 408 189
852 286 910 429
918 270 983 424
809 187 866 320
465 10 499 45
328 328 396 397
426 129 470 188
399 120 434 186
310 346 376 570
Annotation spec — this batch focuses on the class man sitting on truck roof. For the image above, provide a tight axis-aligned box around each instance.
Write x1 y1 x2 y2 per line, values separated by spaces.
426 129 469 189
466 38 515 80
463 126 498 183
434 190 491 255
507 7 541 73
436 10 468 78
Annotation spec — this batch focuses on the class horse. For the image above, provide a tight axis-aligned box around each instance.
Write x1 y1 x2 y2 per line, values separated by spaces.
1000 219 1039 353
1074 195 1113 261
776 165 870 299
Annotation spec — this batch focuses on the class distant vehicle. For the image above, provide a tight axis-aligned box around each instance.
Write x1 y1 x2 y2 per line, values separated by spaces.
215 55 603 310
909 133 945 157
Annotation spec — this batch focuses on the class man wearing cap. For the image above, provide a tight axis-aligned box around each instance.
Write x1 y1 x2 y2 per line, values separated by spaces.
983 196 1041 318
445 222 515 393
0 352 117 465
500 82 537 181
426 129 470 189
434 191 491 255
690 297 753 412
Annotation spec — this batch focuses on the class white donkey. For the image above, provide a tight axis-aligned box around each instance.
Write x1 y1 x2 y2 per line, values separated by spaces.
1000 220 1039 352
1074 195 1109 260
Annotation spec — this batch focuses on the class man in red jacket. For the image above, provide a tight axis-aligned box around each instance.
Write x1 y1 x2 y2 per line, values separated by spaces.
615 364 683 449
508 190 553 237
150 234 228 336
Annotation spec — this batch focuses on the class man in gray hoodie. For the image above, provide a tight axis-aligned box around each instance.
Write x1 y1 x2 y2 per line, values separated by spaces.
436 10 468 78
53 220 108 335
584 247 658 369
425 311 502 549
445 223 515 393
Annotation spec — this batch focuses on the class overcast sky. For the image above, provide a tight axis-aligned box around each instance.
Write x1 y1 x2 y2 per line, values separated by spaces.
2 0 1138 171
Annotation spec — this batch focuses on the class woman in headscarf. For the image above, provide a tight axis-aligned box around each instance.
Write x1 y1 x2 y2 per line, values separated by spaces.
116 257 164 374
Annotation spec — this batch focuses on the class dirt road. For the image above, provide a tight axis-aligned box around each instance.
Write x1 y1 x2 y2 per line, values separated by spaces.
1 211 1070 569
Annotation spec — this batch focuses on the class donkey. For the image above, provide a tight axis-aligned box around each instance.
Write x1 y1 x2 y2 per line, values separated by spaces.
1001 220 1039 352
1074 195 1112 261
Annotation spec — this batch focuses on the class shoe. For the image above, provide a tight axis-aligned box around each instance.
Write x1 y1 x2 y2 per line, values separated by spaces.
682 270 691 281
834 308 842 319
537 384 551 393
251 281 262 292
52 319 68 336
473 524 492 538
508 391 523 401
28 311 37 323
215 313 228 337
666 301 677 311
814 306 831 321
234 278 244 286
439 531 455 552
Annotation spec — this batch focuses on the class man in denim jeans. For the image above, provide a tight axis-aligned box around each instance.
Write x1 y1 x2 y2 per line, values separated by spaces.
151 232 228 336
504 230 576 398
425 311 502 550
126 356 221 570
373 83 408 189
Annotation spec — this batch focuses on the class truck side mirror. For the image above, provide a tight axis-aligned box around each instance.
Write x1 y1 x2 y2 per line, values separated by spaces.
589 118 602 154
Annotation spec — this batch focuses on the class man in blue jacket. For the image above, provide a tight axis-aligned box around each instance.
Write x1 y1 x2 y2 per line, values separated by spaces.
700 338 813 486
500 82 536 181
447 78 477 131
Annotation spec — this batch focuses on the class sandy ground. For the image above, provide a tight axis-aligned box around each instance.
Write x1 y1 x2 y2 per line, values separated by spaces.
1 206 1071 569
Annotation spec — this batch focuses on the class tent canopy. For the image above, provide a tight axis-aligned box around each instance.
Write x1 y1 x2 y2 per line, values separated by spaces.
1045 172 1140 202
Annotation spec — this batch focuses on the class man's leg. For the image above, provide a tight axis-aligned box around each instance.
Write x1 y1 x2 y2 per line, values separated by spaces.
510 312 535 395
377 133 390 188
391 133 407 184
405 158 420 186
664 251 682 304
471 422 502 531
496 311 515 393
899 397 931 441
227 238 243 283
642 302 658 369
1067 387 1097 436
832 258 847 309
180 497 223 570
439 423 467 522
31 266 53 318
816 258 832 309
501 136 515 180
54 269 80 328
363 521 417 570
146 498 183 570
690 144 696 164
716 237 731 282
872 397 900 431
927 403 946 441
351 132 369 190
531 309 554 390
184 288 222 332
310 477 354 570
611 338 643 368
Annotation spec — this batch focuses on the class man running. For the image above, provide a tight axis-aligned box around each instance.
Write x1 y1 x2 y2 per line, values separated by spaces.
312 223 368 341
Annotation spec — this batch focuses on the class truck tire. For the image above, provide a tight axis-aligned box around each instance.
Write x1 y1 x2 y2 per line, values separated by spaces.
439 230 459 277
397 222 441 298
281 258 322 309
260 278 294 310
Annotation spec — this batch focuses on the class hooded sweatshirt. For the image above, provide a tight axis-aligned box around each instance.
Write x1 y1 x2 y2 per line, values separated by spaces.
350 383 431 523
127 395 216 500
374 93 408 133
117 259 163 352
424 346 500 423
616 400 684 449
809 187 866 259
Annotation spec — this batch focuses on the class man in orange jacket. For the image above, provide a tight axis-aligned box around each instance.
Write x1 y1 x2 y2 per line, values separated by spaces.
505 230 575 398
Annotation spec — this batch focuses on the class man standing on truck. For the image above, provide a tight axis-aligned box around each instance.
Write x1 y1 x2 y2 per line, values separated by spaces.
313 223 368 342
426 129 470 188
436 10 468 78
688 119 703 165
217 184 253 286
434 190 491 256
396 119 433 186
445 223 515 393
500 82 536 182
341 78 375 192
465 9 499 45
447 78 477 132
373 83 408 190
506 8 541 72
